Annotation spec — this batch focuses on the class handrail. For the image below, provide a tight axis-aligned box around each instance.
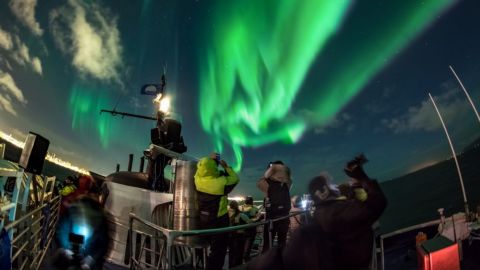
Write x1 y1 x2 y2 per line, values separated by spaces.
379 218 442 270
4 195 60 231
130 210 307 238
4 203 47 230
270 210 308 222
128 209 310 270
380 219 441 239
6 194 60 269
130 213 171 235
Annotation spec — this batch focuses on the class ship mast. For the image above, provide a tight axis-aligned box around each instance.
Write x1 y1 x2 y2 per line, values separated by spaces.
428 93 469 216
100 70 187 192
449 65 480 124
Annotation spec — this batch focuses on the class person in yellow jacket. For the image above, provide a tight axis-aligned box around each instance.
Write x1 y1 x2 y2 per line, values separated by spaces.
59 176 77 196
194 154 239 270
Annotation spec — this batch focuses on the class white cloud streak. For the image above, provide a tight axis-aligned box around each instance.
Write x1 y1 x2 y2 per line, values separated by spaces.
11 37 43 75
382 85 469 133
49 0 123 83
0 71 27 103
31 57 42 74
9 0 44 36
297 109 355 135
129 96 147 109
0 26 14 50
0 95 16 116
0 24 43 75
0 70 28 116
314 112 353 134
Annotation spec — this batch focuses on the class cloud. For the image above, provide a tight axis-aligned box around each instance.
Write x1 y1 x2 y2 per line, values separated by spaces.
314 112 353 134
129 97 148 109
382 84 469 134
0 71 27 103
0 26 44 75
9 0 44 36
0 58 13 71
11 37 43 75
0 95 16 116
0 26 14 50
0 70 28 116
31 57 42 74
297 109 354 135
49 0 123 83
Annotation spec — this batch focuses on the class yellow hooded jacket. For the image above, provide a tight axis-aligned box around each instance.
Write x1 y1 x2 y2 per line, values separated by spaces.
194 158 239 218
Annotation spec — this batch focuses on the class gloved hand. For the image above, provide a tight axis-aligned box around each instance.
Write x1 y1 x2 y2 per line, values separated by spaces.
344 160 369 181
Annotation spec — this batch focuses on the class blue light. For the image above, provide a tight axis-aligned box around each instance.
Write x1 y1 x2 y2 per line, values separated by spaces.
72 223 92 241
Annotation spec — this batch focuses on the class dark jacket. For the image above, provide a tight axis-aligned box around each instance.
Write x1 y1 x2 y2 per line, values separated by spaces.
248 224 334 270
314 179 387 270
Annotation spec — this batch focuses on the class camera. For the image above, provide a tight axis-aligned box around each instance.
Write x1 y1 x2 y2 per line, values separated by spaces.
344 154 369 179
350 154 368 167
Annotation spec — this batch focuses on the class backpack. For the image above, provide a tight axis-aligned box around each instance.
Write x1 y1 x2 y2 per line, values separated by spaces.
266 178 291 217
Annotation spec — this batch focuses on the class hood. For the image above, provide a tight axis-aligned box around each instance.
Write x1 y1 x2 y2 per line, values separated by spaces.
195 157 220 178
78 175 94 191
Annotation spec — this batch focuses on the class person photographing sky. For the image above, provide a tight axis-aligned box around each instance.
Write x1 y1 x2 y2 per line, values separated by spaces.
194 154 239 270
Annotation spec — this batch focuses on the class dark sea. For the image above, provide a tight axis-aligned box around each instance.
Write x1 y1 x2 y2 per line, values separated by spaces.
379 145 480 234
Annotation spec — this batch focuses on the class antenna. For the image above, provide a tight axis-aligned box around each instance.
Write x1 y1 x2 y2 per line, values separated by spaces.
429 92 469 216
449 65 480 124
160 63 167 94
99 109 156 120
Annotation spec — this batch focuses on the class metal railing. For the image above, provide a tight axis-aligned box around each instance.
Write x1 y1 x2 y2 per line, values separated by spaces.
4 195 61 270
128 210 310 270
378 219 442 270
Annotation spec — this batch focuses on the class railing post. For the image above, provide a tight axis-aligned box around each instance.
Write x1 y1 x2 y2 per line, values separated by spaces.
380 236 384 270
166 232 174 270
128 215 134 269
124 211 305 270
371 233 377 270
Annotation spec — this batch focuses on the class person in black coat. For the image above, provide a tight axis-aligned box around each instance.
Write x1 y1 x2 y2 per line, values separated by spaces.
308 156 387 270
247 223 334 270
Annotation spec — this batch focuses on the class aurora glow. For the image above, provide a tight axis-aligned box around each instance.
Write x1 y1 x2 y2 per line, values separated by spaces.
199 0 454 170
199 0 352 170
69 84 117 148
304 0 456 122
2 0 479 197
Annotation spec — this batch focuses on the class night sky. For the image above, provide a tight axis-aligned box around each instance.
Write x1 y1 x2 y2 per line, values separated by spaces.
1 0 480 198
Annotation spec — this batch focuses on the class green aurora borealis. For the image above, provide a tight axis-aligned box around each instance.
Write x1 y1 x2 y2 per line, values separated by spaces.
3 0 480 200
69 84 118 148
198 0 454 170
62 0 455 171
